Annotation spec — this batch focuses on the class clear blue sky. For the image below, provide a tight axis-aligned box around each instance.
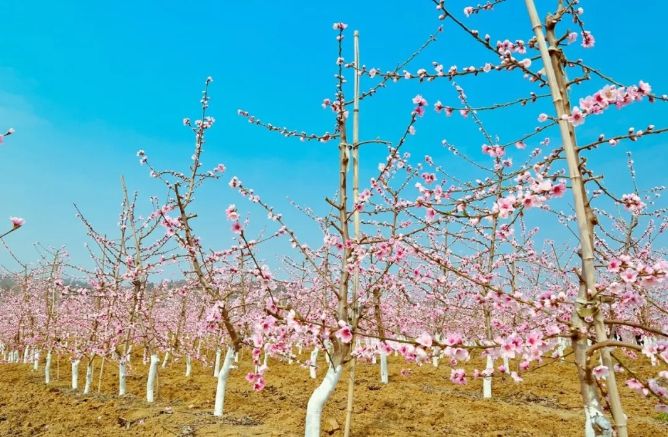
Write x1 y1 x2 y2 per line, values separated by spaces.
1 1 666 275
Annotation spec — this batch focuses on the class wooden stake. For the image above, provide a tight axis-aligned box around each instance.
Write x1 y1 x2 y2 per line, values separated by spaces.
524 1 627 435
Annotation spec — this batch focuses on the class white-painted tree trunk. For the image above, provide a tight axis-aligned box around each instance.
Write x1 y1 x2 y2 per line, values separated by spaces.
380 351 389 384
432 347 440 368
213 348 222 377
118 360 127 396
234 351 239 363
146 354 160 402
309 348 318 379
22 345 29 364
84 360 94 394
185 354 192 377
71 359 80 390
33 350 40 371
213 347 235 417
263 351 269 368
44 350 52 384
483 355 494 398
503 356 510 372
161 351 170 368
304 365 343 437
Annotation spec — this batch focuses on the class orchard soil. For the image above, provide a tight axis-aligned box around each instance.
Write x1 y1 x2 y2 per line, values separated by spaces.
1 352 666 436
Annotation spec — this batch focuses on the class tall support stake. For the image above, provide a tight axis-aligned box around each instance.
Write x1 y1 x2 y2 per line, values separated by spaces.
344 29 361 437
524 1 626 435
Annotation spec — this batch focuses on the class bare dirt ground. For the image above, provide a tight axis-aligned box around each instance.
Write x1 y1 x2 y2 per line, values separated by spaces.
0 352 666 436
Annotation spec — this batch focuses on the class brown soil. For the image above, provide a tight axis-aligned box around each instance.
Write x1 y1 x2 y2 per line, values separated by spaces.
0 353 666 436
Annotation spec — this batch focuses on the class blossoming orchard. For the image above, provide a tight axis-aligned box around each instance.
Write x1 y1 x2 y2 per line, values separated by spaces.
1 1 667 436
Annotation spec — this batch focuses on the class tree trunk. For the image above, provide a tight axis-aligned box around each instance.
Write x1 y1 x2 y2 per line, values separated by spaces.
213 347 235 417
304 365 343 437
146 354 160 402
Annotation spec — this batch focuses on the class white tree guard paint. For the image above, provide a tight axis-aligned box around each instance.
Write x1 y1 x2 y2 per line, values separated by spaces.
503 356 510 372
304 365 343 437
71 359 80 390
380 351 389 384
146 354 160 402
84 360 94 394
432 347 440 368
483 355 494 398
213 347 235 417
584 403 613 437
263 351 269 368
309 348 318 379
118 360 128 396
44 351 52 384
33 350 40 371
557 337 568 360
22 345 29 364
185 355 192 377
161 351 170 368
213 348 222 377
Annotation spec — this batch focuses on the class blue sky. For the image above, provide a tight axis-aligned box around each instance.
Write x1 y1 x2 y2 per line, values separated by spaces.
0 1 666 276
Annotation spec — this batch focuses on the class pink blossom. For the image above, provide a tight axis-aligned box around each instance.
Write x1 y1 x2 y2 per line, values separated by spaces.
9 217 25 228
335 321 353 343
550 182 566 197
225 204 239 221
608 258 622 273
620 268 638 284
621 193 646 215
581 31 595 48
231 222 243 234
568 107 586 126
416 332 433 348
450 368 467 384
592 365 609 379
